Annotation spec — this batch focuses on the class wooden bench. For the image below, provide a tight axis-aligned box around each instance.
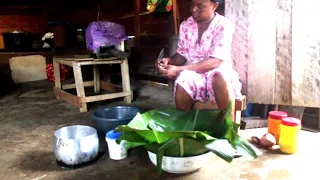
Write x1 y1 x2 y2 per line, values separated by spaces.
193 95 247 124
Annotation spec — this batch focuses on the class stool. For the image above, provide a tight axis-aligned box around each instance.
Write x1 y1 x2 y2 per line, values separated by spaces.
193 95 247 124
53 56 132 112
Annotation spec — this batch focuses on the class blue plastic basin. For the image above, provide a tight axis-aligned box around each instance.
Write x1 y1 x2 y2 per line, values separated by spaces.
92 106 142 134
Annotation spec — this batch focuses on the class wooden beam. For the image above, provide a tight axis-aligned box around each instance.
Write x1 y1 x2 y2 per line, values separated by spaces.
54 59 74 67
79 60 123 66
85 92 131 103
62 81 94 90
54 87 83 108
100 80 123 92
134 0 140 46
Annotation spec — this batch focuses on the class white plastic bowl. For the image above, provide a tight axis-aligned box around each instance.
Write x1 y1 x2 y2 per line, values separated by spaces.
147 151 212 174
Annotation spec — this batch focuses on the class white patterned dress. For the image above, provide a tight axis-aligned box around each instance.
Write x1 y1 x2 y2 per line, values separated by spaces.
174 13 242 104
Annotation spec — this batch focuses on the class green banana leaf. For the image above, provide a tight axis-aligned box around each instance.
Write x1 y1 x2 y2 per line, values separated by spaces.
115 100 261 174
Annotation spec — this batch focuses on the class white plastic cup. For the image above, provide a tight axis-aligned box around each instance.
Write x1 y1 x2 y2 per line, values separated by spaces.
105 130 127 160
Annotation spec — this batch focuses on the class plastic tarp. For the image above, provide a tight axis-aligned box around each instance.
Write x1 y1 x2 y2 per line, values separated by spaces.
85 21 127 51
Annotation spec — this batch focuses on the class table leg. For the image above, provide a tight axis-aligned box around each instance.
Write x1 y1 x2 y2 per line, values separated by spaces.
120 59 132 103
93 65 100 93
73 62 87 112
53 60 61 99
53 60 61 89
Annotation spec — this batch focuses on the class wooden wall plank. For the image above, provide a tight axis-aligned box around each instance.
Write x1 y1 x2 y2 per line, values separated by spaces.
247 0 277 104
0 15 47 34
224 0 249 95
274 0 292 105
291 0 320 107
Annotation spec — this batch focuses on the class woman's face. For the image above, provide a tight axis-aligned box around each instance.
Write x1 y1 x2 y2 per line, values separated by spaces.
191 0 219 22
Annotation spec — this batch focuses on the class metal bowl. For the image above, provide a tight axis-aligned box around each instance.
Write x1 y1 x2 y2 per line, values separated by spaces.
91 106 142 134
54 125 99 166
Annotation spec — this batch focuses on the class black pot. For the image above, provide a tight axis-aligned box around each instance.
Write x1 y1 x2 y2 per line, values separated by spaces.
2 31 31 49
74 29 86 43
68 28 86 47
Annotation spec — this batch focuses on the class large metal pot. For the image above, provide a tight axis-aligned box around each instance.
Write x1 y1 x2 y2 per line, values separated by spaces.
54 125 99 166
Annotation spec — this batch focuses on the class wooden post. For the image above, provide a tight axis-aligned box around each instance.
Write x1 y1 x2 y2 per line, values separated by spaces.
134 0 140 46
172 0 179 34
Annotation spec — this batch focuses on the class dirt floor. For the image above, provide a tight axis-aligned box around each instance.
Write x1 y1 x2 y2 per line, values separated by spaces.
0 80 320 180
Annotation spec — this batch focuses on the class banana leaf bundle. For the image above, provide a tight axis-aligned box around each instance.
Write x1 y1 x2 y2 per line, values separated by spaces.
115 101 261 174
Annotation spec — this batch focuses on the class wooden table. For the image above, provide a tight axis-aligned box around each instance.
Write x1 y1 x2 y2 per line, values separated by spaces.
53 55 132 112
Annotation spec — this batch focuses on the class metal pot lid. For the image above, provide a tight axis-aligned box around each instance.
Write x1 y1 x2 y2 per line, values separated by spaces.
4 31 26 34
74 29 85 31
12 31 26 33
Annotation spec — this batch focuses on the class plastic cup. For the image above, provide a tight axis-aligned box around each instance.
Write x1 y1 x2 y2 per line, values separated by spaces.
105 130 127 160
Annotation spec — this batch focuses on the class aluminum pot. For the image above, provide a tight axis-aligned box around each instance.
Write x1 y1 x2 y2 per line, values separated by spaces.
54 125 99 166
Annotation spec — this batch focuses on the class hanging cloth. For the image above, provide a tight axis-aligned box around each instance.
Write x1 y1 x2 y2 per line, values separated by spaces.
147 0 172 12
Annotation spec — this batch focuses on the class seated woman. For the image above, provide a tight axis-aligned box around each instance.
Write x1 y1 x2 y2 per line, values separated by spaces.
155 0 242 113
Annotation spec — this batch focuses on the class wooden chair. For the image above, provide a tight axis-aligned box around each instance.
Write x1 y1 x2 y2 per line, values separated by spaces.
193 95 247 124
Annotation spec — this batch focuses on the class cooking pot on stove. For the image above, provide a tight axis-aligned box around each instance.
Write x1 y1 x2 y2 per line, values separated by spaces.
2 31 32 49
53 125 99 166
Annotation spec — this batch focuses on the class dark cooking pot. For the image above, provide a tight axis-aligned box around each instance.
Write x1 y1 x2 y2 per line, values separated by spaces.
2 31 31 49
74 29 86 43
67 28 86 47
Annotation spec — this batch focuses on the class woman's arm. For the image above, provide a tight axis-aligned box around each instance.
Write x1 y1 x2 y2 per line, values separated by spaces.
168 53 187 66
178 21 235 73
179 58 223 73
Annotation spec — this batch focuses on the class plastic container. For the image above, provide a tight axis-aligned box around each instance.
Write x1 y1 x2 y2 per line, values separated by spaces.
268 111 288 143
279 117 301 154
105 130 128 160
92 106 141 134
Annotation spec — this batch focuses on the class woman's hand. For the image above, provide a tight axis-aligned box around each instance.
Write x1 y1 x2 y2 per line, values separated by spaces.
159 64 182 80
155 57 171 70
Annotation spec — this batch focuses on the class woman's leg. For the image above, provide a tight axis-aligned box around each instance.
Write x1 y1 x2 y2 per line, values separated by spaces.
175 84 194 111
211 72 235 111
174 70 207 111
207 65 242 111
